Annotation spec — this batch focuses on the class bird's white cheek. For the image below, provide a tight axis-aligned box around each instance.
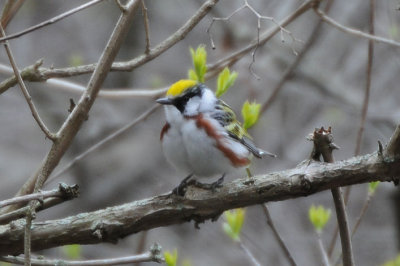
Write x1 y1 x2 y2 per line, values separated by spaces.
183 98 200 116
164 106 183 125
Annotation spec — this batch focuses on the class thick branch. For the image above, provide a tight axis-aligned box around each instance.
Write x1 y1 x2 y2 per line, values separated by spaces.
0 150 399 255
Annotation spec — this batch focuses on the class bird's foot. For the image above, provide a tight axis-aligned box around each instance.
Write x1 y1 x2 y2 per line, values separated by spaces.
192 174 225 192
172 174 193 196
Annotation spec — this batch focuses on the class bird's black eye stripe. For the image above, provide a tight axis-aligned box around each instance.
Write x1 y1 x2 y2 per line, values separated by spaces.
171 85 203 113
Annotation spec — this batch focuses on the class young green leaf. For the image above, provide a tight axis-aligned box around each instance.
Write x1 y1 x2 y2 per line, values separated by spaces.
222 208 246 242
368 181 380 195
382 254 400 266
241 101 261 130
309 205 331 233
188 69 198 81
164 249 178 266
188 45 207 83
182 259 192 266
62 244 81 260
216 67 238 98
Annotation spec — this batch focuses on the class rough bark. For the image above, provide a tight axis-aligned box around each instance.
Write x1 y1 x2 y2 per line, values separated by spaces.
0 149 399 255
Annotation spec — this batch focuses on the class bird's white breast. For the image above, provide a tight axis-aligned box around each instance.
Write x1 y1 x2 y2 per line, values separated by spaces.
162 105 250 178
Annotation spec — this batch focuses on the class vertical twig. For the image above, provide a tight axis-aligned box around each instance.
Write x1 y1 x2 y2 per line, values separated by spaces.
310 128 354 266
246 167 297 266
133 231 148 266
316 231 330 266
0 26 56 140
260 0 334 115
261 204 297 266
23 208 33 266
238 242 261 266
329 0 374 257
140 0 150 54
1 0 25 28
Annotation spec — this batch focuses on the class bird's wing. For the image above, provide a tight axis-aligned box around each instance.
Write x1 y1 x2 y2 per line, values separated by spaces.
211 100 275 158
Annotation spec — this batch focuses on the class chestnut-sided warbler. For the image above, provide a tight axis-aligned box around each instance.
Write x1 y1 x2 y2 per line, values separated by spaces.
157 80 276 194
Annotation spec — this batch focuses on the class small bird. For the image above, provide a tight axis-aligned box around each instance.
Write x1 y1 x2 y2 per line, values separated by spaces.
157 80 276 195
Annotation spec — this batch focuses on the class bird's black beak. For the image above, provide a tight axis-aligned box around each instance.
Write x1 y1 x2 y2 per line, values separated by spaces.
156 97 174 105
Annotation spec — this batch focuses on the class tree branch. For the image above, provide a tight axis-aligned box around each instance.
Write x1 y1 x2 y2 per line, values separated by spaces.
0 26 56 140
0 243 163 265
0 183 78 209
314 7 400 48
0 0 107 43
0 144 399 255
0 0 219 95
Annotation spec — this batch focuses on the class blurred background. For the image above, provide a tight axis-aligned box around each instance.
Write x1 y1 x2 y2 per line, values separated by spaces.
0 0 399 265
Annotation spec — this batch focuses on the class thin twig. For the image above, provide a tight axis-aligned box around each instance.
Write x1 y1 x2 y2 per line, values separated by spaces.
261 204 297 266
0 243 163 265
309 128 354 266
0 25 56 140
0 63 167 98
316 231 330 266
329 0 375 257
141 0 150 54
0 0 107 43
330 188 354 266
260 0 334 115
207 0 316 74
133 231 148 266
49 104 159 181
24 208 33 266
314 7 400 48
0 191 78 225
0 0 25 28
333 191 375 266
238 241 261 266
0 185 75 208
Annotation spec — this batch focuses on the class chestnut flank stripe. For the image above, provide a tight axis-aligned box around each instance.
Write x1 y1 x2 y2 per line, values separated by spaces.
194 114 250 167
160 122 170 140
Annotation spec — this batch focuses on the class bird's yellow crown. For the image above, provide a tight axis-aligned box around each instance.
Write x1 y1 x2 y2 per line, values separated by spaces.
166 79 197 96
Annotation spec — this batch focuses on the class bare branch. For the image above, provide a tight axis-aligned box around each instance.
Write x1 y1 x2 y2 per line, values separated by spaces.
315 231 330 266
0 190 79 225
0 0 107 43
49 104 159 181
0 26 56 140
314 8 400 48
260 0 334 115
1 0 25 28
0 183 78 208
207 0 316 74
141 0 151 54
0 243 163 265
262 204 297 266
385 124 400 158
0 145 399 255
309 127 354 266
238 241 261 266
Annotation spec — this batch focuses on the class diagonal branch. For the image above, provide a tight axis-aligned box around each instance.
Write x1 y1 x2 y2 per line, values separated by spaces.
0 26 56 140
0 0 107 43
0 142 399 255
314 8 400 48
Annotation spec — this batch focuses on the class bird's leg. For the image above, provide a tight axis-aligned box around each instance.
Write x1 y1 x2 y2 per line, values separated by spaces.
192 174 225 192
172 174 193 196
